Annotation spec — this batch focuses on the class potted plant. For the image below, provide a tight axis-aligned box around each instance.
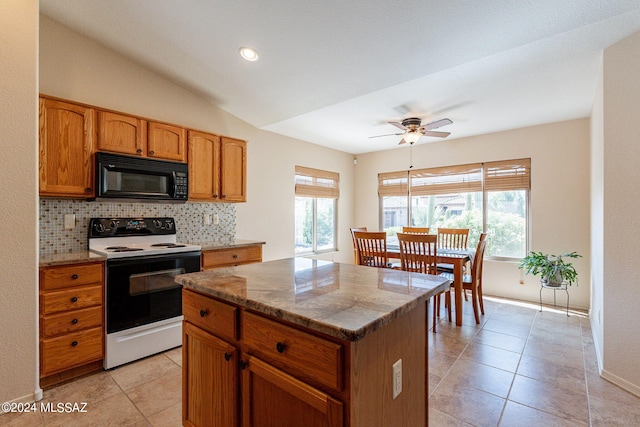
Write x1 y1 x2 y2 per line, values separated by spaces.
518 251 582 287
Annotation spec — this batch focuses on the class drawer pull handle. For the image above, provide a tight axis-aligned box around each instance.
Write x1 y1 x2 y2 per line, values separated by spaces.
136 148 142 153
71 297 78 303
224 352 232 362
276 342 286 353
71 318 78 324
71 341 78 347
239 360 248 370
232 254 238 259
199 309 209 318
71 274 79 280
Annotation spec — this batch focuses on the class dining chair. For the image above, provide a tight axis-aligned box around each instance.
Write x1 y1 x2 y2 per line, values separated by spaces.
349 227 367 264
402 226 430 234
353 231 388 268
397 232 450 332
440 233 488 324
436 227 471 298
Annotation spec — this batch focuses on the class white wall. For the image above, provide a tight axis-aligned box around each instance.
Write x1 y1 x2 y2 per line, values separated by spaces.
39 16 355 265
601 31 640 394
0 0 39 404
355 119 591 310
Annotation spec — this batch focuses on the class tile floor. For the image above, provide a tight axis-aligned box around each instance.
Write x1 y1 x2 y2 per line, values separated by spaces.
3 296 640 426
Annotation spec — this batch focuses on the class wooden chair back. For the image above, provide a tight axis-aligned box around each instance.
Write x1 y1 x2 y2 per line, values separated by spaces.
353 231 388 268
402 227 430 234
437 228 469 249
350 227 367 263
397 233 437 274
470 233 488 283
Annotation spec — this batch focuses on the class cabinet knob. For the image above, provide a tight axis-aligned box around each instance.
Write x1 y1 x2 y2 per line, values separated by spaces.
149 150 155 155
85 188 92 193
213 194 218 199
239 360 248 370
71 296 78 303
71 341 78 347
71 318 78 324
71 274 79 280
221 194 227 199
276 342 286 353
136 148 142 153
232 254 238 259
224 352 232 362
199 309 208 318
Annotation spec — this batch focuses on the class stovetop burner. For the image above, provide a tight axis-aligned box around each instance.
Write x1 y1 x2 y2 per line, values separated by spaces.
88 217 201 259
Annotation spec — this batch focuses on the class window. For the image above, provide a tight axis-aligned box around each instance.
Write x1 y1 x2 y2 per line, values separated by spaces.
295 166 339 254
379 159 530 259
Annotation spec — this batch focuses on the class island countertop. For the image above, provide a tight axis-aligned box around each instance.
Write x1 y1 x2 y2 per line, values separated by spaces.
175 257 450 341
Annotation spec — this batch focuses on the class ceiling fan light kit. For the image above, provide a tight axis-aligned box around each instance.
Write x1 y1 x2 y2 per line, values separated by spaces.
369 117 453 145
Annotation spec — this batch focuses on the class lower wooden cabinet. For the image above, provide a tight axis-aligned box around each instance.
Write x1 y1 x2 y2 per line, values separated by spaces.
39 261 104 387
201 244 262 270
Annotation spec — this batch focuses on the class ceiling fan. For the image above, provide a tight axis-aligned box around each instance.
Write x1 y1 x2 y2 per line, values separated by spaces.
369 117 453 145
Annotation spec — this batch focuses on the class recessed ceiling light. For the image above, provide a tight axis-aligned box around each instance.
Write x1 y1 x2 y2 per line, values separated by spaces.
239 47 259 61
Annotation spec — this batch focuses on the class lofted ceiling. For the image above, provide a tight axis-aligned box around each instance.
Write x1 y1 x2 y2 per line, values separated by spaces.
40 1 640 154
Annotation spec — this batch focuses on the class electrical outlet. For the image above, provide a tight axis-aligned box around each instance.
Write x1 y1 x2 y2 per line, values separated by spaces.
203 213 211 225
64 214 76 230
392 359 402 399
213 213 219 225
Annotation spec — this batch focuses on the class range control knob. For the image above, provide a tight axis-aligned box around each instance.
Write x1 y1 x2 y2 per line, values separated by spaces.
153 220 163 228
110 220 119 230
94 223 105 233
166 221 173 230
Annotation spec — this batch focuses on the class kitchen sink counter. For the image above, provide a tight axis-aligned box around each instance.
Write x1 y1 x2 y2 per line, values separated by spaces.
176 257 450 342
39 251 106 267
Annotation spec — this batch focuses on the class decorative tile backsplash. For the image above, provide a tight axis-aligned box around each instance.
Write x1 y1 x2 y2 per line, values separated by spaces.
39 199 235 255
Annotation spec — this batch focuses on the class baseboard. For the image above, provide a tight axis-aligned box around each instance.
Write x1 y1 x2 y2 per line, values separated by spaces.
0 388 43 415
589 315 604 373
600 369 640 398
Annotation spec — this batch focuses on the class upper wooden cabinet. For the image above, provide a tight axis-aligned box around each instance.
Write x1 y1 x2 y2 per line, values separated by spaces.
97 112 186 162
188 131 246 202
39 97 96 198
148 122 187 162
97 111 146 156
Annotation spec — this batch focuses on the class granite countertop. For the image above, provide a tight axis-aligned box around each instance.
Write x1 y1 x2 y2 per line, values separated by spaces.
190 239 266 251
175 257 450 342
40 251 106 267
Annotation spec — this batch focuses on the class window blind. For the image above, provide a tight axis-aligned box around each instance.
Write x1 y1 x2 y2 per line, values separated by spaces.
484 158 531 191
295 166 339 198
409 163 483 196
378 171 409 197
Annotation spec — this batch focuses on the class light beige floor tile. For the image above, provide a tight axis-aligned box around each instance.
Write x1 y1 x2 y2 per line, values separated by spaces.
440 357 515 398
428 407 474 426
474 329 527 353
428 331 470 358
108 353 180 391
509 374 589 424
428 350 459 379
460 341 522 373
164 346 182 367
41 371 121 405
0 408 44 427
483 318 532 338
500 401 587 426
523 339 584 370
430 381 506 426
146 401 182 427
127 370 182 418
517 354 586 392
489 310 536 327
589 394 640 426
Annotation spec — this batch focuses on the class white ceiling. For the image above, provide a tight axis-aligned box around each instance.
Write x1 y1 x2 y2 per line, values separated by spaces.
40 0 640 154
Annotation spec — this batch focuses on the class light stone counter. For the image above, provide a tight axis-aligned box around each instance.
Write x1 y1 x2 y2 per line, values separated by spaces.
176 257 450 341
39 251 106 267
188 238 265 251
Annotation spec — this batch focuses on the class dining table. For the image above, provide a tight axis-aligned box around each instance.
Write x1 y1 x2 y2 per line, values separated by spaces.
386 246 473 327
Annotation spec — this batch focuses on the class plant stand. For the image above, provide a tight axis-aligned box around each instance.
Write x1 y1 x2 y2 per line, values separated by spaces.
539 281 569 316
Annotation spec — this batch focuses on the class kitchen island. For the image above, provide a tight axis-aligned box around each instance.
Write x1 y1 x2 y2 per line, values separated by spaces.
176 257 450 427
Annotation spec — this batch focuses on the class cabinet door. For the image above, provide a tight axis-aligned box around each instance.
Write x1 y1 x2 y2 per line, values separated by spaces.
242 355 343 427
148 122 187 162
97 111 146 156
188 130 220 201
183 322 238 427
220 137 247 202
39 98 95 197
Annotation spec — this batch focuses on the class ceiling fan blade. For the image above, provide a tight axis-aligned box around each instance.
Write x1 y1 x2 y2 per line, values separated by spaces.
398 138 407 145
423 118 453 131
422 131 451 138
369 132 404 139
389 121 407 130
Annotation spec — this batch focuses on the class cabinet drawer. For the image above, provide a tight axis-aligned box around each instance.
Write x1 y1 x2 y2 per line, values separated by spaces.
41 327 103 376
202 245 262 269
243 312 343 392
40 263 103 290
41 285 103 315
183 289 238 342
42 306 102 338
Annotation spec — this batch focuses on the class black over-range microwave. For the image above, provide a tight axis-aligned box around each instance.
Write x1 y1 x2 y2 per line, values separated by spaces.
94 152 189 203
